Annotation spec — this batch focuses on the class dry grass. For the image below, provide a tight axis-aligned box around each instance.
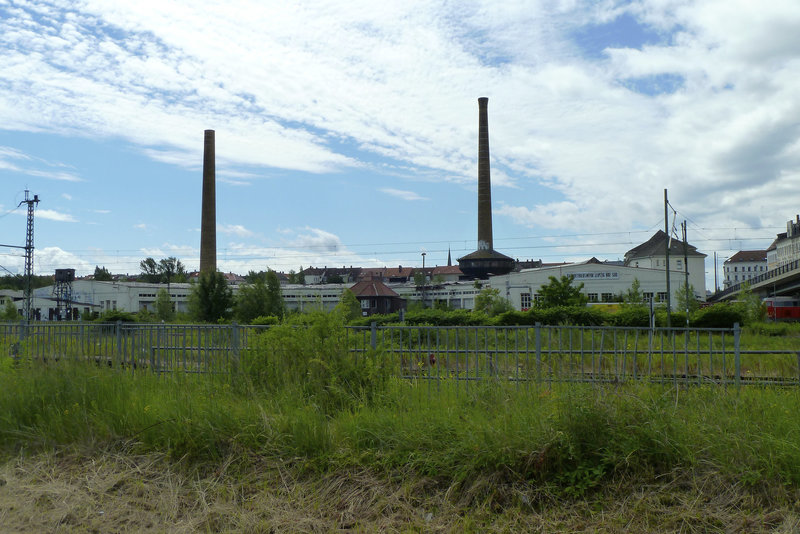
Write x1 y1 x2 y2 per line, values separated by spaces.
1 451 799 533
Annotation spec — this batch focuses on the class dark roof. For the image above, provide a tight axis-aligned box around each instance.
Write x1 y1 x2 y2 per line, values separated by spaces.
726 250 767 263
625 230 706 260
349 280 401 298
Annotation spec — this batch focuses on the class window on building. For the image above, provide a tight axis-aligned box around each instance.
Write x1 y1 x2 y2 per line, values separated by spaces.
657 292 668 301
533 294 542 303
587 293 598 303
520 292 531 309
643 292 654 302
360 299 370 309
676 259 682 268
601 293 613 302
734 266 738 272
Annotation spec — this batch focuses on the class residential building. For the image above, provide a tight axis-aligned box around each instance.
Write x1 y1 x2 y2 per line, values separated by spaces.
723 250 768 288
767 215 800 270
623 230 706 296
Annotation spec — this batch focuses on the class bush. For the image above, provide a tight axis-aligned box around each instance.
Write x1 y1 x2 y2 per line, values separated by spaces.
244 312 388 413
606 306 651 327
94 310 138 323
690 303 745 329
250 315 280 326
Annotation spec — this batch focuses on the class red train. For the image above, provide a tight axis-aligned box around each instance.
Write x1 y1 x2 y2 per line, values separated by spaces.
763 297 800 321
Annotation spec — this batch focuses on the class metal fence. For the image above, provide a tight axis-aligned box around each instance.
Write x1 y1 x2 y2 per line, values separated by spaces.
2 321 799 387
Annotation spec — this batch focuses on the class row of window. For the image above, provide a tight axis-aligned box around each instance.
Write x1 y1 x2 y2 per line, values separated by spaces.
520 291 669 306
724 265 765 273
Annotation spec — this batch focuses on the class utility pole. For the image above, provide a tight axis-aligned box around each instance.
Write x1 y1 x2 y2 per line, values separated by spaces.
682 221 689 327
664 189 671 328
18 190 40 323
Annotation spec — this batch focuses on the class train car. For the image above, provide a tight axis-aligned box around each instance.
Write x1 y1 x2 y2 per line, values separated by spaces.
763 296 800 321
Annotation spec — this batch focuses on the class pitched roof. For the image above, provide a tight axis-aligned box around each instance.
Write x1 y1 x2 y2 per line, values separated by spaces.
349 280 401 298
432 265 463 275
726 250 767 263
625 230 706 260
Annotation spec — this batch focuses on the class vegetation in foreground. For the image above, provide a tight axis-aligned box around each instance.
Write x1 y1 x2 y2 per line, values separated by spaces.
2 312 800 530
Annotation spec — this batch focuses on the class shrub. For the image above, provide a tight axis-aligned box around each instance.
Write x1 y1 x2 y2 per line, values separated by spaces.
250 315 280 326
606 306 650 327
244 312 388 413
690 303 745 329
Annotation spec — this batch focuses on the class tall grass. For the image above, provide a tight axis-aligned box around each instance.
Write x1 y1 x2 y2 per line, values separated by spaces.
2 314 800 498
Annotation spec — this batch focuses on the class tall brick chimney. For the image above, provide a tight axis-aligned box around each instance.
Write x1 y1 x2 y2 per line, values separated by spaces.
458 98 514 279
200 129 216 273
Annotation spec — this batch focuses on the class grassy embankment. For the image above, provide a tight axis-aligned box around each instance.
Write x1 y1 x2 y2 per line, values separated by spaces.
1 315 800 530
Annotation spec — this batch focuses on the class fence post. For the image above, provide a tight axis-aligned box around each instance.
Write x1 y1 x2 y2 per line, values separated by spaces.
115 321 122 362
734 322 741 387
231 322 240 373
796 352 800 386
370 321 377 351
535 322 542 385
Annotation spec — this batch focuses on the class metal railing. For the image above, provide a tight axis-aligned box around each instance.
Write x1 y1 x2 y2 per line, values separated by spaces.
2 321 799 387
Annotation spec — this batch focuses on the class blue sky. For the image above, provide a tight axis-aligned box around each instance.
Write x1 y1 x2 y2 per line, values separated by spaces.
1 0 798 291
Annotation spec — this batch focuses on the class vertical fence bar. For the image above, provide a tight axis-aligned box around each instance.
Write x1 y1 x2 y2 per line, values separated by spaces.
734 323 741 387
535 322 541 386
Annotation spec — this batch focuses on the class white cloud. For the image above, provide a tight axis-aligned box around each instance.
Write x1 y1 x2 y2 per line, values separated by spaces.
36 209 77 222
218 224 255 238
379 188 429 201
0 0 799 282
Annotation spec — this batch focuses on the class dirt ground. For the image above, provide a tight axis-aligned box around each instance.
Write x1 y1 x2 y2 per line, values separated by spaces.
1 451 799 533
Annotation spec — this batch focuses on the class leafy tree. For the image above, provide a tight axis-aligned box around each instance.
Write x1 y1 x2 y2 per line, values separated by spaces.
413 271 426 287
536 275 588 308
93 266 113 281
139 256 187 284
474 287 513 316
159 257 187 284
335 289 361 321
675 282 700 314
189 271 233 322
738 282 766 324
245 270 268 284
2 299 19 321
154 288 174 321
139 257 160 283
622 278 646 307
326 273 344 284
234 270 283 324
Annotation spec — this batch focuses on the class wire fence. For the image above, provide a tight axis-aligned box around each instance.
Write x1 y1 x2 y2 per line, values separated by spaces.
2 321 799 387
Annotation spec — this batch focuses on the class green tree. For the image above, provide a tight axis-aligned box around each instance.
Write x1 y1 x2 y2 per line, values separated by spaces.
413 271 426 287
622 278 645 307
335 289 361 321
474 287 513 316
738 282 766 323
2 299 18 321
159 257 187 284
188 271 233 322
93 266 113 281
234 270 284 324
154 288 174 321
139 257 187 284
326 273 344 284
675 282 700 314
139 257 160 283
536 275 588 308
